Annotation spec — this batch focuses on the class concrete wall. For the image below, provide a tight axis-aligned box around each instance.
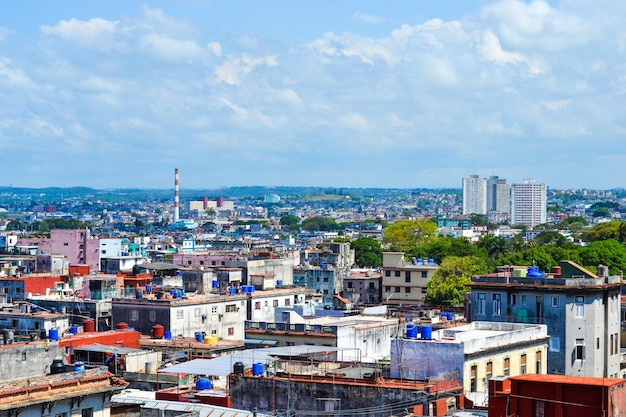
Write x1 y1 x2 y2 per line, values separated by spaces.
229 375 435 417
0 342 62 382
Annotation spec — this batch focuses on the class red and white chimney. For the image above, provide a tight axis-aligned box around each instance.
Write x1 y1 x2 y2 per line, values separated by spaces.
174 168 180 222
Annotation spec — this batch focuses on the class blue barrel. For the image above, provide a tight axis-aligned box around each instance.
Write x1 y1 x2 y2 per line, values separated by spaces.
196 378 212 390
421 325 432 339
276 280 283 286
195 332 204 342
164 331 172 340
170 289 176 297
146 285 152 293
252 363 264 376
230 287 237 295
446 312 454 320
242 285 249 293
49 328 59 341
70 325 79 334
73 363 85 372
406 323 418 338
177 289 184 298
212 280 219 288
248 286 255 293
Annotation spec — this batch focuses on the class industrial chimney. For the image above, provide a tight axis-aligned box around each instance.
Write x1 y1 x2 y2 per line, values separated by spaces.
174 168 180 222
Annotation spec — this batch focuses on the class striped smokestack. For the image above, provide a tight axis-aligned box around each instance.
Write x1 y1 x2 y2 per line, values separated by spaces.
174 168 180 222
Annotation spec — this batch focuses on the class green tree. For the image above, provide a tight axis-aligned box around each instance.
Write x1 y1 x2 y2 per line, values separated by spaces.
534 231 568 247
382 219 437 252
301 216 339 231
426 256 488 306
411 236 479 264
583 220 622 242
280 215 300 230
476 235 510 261
578 239 626 275
592 207 612 218
350 237 383 267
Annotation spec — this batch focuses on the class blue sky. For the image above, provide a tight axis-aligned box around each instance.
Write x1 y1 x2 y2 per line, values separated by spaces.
0 0 624 190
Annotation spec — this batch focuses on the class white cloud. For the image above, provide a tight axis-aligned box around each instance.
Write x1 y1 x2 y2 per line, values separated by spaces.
353 11 386 24
138 34 205 61
40 18 121 51
213 54 278 85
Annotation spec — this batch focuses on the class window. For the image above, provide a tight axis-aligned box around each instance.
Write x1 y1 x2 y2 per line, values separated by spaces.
130 310 139 321
64 242 69 246
369 282 375 289
575 296 584 317
199 260 204 265
385 286 391 292
385 270 391 277
535 401 545 417
255 302 261 310
323 277 329 282
211 306 218 314
264 300 268 307
395 286 401 293
176 310 184 319
611 334 615 355
194 308 201 317
273 300 278 307
228 327 234 336
421 271 428 278
395 271 401 277
478 293 486 315
82 408 94 417
405 271 411 283
405 287 411 293
225 304 237 312
520 354 527 374
575 339 585 360
551 296 559 308
470 365 477 392
486 361 493 380
503 358 510 376
493 294 502 315
21 352 27 361
536 351 542 374
510 294 517 306
347 281 353 288
285 298 291 306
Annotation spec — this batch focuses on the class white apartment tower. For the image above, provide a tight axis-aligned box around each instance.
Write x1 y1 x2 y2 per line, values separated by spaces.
462 175 487 215
511 179 547 228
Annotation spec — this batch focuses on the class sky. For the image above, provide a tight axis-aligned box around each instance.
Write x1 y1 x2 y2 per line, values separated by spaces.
1 0 625 190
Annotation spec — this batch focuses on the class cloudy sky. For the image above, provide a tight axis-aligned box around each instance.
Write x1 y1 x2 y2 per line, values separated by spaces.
1 0 625 190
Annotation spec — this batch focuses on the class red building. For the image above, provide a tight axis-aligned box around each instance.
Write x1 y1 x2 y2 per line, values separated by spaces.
489 374 626 417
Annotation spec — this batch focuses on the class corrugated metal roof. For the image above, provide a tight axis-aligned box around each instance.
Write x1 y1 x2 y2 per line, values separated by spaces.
158 345 354 377
112 392 272 417
74 343 142 354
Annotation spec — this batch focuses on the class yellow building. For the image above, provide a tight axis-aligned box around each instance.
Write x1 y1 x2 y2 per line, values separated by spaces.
381 252 438 305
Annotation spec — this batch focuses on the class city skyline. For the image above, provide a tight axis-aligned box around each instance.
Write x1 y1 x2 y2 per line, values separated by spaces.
1 1 625 190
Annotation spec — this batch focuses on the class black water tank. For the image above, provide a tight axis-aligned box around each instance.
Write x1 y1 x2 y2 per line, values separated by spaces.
233 362 245 375
50 359 66 374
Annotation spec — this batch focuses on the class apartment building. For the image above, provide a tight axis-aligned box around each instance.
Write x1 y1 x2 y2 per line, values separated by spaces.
381 252 439 305
510 179 547 228
469 261 621 377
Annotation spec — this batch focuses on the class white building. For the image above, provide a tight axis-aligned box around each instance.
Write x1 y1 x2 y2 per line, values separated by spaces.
511 179 547 228
462 175 487 215
391 321 549 406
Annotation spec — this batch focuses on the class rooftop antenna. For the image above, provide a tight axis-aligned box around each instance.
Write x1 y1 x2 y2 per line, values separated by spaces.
174 168 180 223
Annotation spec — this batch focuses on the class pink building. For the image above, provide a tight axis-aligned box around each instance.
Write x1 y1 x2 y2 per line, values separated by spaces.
18 229 101 272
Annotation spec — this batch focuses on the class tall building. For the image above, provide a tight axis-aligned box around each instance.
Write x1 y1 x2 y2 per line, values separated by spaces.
486 176 511 223
381 252 439 305
462 175 487 215
511 179 546 228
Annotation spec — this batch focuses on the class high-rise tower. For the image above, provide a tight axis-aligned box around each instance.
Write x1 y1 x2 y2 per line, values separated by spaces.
511 179 546 228
462 175 487 215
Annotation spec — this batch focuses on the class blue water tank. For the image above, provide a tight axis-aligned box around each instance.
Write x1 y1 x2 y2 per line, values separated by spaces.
195 332 204 343
212 280 219 288
242 285 249 293
164 331 172 340
49 328 59 341
196 378 212 390
230 287 237 295
252 363 264 376
406 323 418 338
70 325 79 335
146 284 152 293
421 325 432 339
417 258 423 264
276 280 283 286
73 362 85 372
527 266 544 278
320 263 325 269
428 258 435 264
248 286 255 293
